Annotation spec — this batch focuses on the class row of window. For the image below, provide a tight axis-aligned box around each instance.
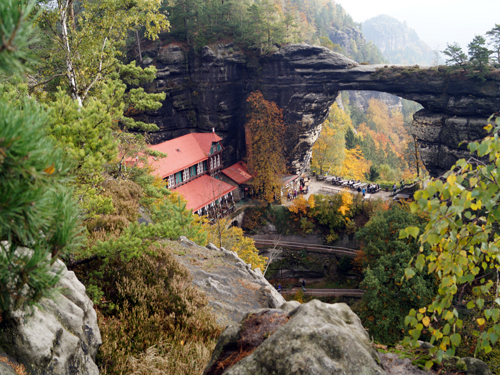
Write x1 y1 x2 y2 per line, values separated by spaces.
167 161 207 188
166 154 222 189
209 154 221 170
210 142 222 155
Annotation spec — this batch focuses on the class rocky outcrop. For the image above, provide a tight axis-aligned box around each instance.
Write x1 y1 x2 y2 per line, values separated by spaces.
203 300 385 375
202 298 493 375
326 26 364 56
138 42 500 176
176 237 285 326
0 259 101 375
412 110 490 175
462 357 493 375
346 90 402 112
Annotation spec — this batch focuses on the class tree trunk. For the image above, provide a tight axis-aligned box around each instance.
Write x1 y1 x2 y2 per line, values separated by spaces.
59 0 82 106
182 3 189 45
413 135 420 177
135 29 142 62
68 0 76 30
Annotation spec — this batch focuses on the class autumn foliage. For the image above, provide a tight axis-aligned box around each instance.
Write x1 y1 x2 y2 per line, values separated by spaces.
205 218 267 270
313 97 423 182
245 91 287 203
312 103 347 175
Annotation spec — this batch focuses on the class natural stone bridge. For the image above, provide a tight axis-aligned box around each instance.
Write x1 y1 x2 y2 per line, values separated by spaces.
139 43 500 176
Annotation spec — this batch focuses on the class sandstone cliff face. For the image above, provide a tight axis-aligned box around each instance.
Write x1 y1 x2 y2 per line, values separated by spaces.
138 43 500 176
140 43 355 174
346 90 402 112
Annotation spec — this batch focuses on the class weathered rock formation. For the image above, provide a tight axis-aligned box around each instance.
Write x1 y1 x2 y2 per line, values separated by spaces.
0 259 101 374
138 42 500 176
203 300 386 375
345 90 403 112
202 298 494 375
176 236 285 326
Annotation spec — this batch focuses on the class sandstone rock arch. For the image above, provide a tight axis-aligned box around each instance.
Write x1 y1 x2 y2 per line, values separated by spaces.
140 43 500 176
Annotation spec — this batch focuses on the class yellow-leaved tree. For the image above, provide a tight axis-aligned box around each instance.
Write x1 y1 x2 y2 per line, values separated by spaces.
205 218 267 270
312 103 347 175
338 189 353 216
288 195 315 219
341 146 369 180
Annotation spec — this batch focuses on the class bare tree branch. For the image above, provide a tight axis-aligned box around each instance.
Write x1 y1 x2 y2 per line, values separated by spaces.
29 73 66 91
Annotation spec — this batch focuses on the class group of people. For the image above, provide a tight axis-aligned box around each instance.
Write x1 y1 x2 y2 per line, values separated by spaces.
347 179 361 188
286 185 309 201
286 190 299 201
367 184 380 193
393 181 405 193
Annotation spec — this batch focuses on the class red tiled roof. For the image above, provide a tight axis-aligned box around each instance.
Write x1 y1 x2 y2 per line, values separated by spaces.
281 175 299 186
191 133 223 155
221 161 253 184
148 133 223 178
174 175 236 212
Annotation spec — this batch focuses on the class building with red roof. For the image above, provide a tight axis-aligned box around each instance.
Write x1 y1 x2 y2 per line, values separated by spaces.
175 175 236 213
221 161 300 202
147 131 236 217
221 161 253 185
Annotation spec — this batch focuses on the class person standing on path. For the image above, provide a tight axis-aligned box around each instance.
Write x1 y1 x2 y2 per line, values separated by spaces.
362 187 366 197
302 279 306 292
393 183 397 194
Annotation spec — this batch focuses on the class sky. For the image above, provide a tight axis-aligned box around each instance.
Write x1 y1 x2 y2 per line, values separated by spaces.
335 0 500 56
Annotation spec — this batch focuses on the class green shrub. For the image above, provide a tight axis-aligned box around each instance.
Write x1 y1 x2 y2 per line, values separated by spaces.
355 204 435 344
98 243 222 375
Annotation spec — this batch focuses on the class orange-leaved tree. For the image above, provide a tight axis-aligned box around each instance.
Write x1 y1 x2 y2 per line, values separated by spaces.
245 91 287 203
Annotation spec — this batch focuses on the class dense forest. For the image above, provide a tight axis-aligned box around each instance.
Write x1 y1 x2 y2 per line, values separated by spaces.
138 0 386 63
311 94 423 183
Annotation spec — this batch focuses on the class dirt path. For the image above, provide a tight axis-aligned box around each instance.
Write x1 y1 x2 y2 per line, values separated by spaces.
282 173 394 204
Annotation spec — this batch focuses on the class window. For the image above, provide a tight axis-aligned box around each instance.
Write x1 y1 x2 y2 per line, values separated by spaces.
217 155 220 167
203 161 208 171
197 161 204 174
209 158 213 170
210 146 214 155
217 143 221 152
168 175 175 188
191 165 197 177
175 172 182 184
183 168 189 181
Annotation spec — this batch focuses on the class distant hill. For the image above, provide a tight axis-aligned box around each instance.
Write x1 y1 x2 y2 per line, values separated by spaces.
362 15 436 65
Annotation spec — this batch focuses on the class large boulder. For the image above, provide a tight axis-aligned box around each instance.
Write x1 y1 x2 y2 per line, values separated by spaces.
462 358 493 375
203 299 385 375
176 238 285 326
0 259 101 375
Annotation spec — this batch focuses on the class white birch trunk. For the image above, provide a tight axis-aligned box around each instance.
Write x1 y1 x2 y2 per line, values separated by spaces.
59 0 82 107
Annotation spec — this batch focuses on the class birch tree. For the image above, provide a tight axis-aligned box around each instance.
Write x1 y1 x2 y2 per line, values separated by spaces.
36 0 169 105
